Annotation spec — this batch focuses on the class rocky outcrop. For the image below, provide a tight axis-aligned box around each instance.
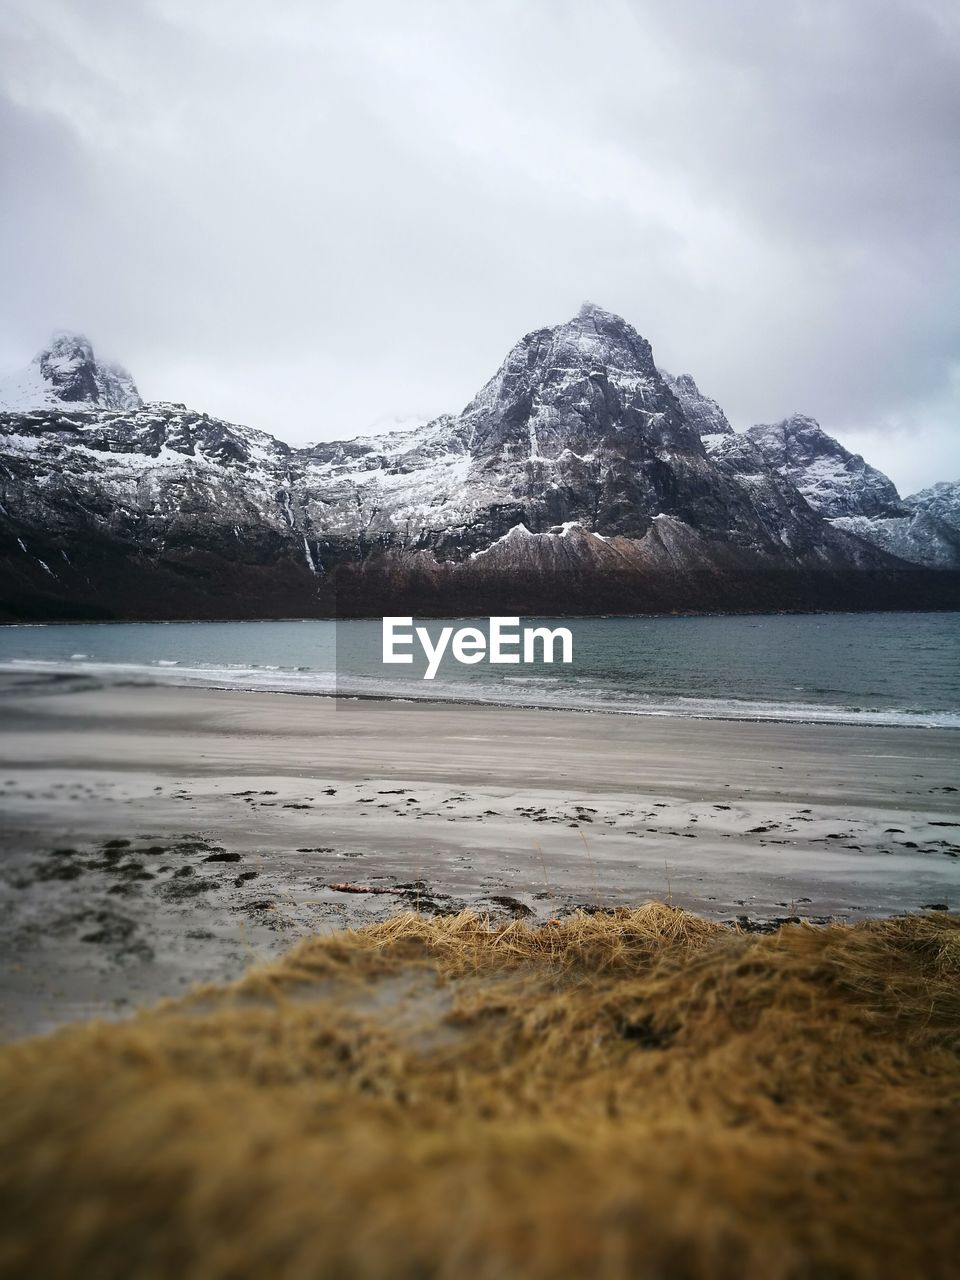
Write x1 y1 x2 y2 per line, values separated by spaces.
906 480 960 533
704 414 960 571
661 371 733 444
735 415 903 519
829 511 960 570
828 479 960 571
0 333 142 413
1 314 958 621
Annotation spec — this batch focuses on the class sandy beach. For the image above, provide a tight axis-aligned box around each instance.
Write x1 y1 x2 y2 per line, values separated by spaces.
1 671 958 1038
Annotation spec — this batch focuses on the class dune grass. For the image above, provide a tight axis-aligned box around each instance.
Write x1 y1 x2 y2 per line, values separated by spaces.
1 904 959 1279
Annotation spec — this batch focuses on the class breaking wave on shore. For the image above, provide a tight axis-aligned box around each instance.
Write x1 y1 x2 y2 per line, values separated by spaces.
3 655 960 728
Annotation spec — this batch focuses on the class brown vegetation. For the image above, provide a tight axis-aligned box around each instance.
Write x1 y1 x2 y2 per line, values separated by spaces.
1 905 958 1279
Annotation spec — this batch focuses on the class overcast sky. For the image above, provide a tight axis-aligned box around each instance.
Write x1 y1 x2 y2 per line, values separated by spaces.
1 0 957 493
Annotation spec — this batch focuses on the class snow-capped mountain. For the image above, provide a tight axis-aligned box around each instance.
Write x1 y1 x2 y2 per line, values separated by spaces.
295 306 883 563
703 415 960 570
828 510 960 570
1 314 957 621
0 333 142 413
732 415 903 519
830 479 960 572
661 371 733 448
907 480 960 532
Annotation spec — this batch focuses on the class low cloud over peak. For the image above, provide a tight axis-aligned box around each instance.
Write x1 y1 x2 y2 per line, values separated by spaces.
0 0 957 494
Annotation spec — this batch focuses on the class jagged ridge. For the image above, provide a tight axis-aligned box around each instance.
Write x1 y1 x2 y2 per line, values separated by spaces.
0 318 957 621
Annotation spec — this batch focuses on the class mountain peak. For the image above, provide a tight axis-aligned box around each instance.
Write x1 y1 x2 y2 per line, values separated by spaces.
661 370 733 440
570 302 640 338
576 300 618 320
2 302 958 617
455 304 701 482
0 332 142 412
38 331 96 364
744 415 903 518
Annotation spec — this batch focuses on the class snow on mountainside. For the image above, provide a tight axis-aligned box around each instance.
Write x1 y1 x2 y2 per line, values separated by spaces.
661 371 733 449
907 480 960 532
702 413 960 570
701 413 960 571
0 400 324 577
293 303 714 556
830 511 960 570
738 415 903 519
289 303 895 572
294 412 473 551
0 333 142 412
834 480 960 570
1 308 957 621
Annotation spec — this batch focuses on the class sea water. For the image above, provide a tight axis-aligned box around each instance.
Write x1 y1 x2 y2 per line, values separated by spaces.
0 612 958 728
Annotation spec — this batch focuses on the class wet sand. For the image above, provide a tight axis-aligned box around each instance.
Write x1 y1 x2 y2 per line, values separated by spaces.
1 672 958 1038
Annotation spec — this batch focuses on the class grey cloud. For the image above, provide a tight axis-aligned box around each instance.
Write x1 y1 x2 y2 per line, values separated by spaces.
0 0 956 492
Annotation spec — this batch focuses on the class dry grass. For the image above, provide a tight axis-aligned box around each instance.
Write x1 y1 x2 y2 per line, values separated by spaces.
1 904 959 1279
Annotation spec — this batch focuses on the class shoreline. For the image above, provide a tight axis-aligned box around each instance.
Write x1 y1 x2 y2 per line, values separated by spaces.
2 665 959 730
1 677 958 1038
4 603 960 628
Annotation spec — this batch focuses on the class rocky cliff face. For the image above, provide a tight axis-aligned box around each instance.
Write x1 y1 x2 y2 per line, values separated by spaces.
661 371 733 445
0 333 142 413
292 307 899 567
735 415 904 519
907 480 960 532
706 416 960 570
1 318 957 621
294 302 709 557
829 480 960 571
828 511 960 570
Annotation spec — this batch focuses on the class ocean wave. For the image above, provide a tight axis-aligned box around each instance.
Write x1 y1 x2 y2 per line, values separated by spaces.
1 658 958 728
501 675 561 684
